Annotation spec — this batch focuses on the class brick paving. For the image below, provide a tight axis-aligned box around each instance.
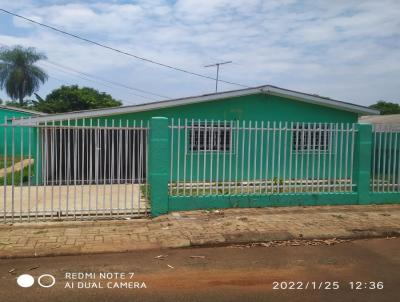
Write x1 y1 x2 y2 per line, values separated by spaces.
0 204 399 258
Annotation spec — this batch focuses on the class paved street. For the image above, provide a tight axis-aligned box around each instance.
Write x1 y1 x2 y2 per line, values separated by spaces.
0 237 399 302
1 204 399 258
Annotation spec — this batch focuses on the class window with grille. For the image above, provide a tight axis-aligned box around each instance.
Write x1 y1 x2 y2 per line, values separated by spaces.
189 123 231 151
292 124 330 151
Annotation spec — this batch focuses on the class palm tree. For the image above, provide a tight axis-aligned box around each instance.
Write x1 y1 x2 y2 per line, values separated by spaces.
0 46 48 106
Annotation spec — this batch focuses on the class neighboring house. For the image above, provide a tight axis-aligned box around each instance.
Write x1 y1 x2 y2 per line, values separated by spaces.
0 105 45 157
12 85 378 183
360 114 400 131
0 104 43 121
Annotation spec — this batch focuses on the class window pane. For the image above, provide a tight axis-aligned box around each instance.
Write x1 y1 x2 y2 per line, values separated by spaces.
293 124 330 151
189 123 231 151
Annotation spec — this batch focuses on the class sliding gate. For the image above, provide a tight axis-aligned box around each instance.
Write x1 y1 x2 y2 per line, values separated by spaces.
1 119 149 222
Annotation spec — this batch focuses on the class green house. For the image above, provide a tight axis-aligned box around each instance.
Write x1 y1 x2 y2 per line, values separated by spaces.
0 105 44 157
11 85 378 186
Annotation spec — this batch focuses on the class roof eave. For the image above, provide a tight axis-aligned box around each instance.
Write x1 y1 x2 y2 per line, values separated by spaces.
261 86 379 116
0 105 46 116
11 85 378 125
11 87 265 125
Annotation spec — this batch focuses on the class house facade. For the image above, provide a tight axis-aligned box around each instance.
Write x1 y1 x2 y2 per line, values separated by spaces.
11 85 378 186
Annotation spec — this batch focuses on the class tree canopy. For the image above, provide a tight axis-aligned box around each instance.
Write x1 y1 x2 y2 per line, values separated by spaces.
33 85 122 113
369 101 400 115
0 46 48 105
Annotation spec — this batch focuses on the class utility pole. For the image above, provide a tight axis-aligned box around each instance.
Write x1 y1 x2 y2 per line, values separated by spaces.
204 61 232 92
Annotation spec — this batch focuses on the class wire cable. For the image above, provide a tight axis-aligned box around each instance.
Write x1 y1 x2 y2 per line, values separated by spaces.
39 62 157 102
0 8 249 88
45 60 168 99
0 41 167 101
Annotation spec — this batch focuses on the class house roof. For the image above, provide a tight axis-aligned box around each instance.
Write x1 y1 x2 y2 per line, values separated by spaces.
359 114 400 131
0 104 45 116
12 85 379 125
359 114 400 124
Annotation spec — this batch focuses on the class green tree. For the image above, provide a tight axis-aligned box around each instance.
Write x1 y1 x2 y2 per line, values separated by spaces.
0 46 48 106
369 101 400 115
33 85 122 113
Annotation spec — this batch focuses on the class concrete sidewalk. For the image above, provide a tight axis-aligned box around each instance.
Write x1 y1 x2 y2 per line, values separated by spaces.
0 204 399 258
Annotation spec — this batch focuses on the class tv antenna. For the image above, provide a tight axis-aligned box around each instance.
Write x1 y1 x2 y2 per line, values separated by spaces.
204 61 232 92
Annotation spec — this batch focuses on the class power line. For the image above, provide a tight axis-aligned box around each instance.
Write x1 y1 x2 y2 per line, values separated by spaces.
0 8 249 89
39 62 157 102
44 60 169 99
43 67 156 104
0 41 166 101
43 73 74 85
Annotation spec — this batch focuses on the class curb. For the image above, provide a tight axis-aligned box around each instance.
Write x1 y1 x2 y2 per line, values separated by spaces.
1 227 399 259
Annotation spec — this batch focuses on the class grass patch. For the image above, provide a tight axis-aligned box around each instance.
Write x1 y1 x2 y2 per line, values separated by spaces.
0 156 29 169
140 184 150 203
0 156 15 169
0 164 35 185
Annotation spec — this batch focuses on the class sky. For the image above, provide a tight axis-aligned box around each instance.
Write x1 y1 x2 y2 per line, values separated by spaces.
0 0 399 107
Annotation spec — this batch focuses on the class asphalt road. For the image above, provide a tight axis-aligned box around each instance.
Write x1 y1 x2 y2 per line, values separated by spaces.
0 238 399 302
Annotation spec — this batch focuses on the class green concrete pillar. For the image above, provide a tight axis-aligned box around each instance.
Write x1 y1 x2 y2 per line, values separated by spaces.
356 123 373 204
149 117 170 216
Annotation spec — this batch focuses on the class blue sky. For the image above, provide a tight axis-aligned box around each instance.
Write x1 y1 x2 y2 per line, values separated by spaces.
0 0 399 106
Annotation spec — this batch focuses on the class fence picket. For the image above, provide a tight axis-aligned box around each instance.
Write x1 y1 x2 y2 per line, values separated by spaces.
0 117 149 222
371 125 400 192
168 119 363 196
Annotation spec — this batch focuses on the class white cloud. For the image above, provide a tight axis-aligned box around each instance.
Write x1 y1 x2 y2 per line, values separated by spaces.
0 0 399 105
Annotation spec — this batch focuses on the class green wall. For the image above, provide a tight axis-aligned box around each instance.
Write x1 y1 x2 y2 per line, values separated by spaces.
62 93 358 125
0 107 36 157
119 93 357 123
